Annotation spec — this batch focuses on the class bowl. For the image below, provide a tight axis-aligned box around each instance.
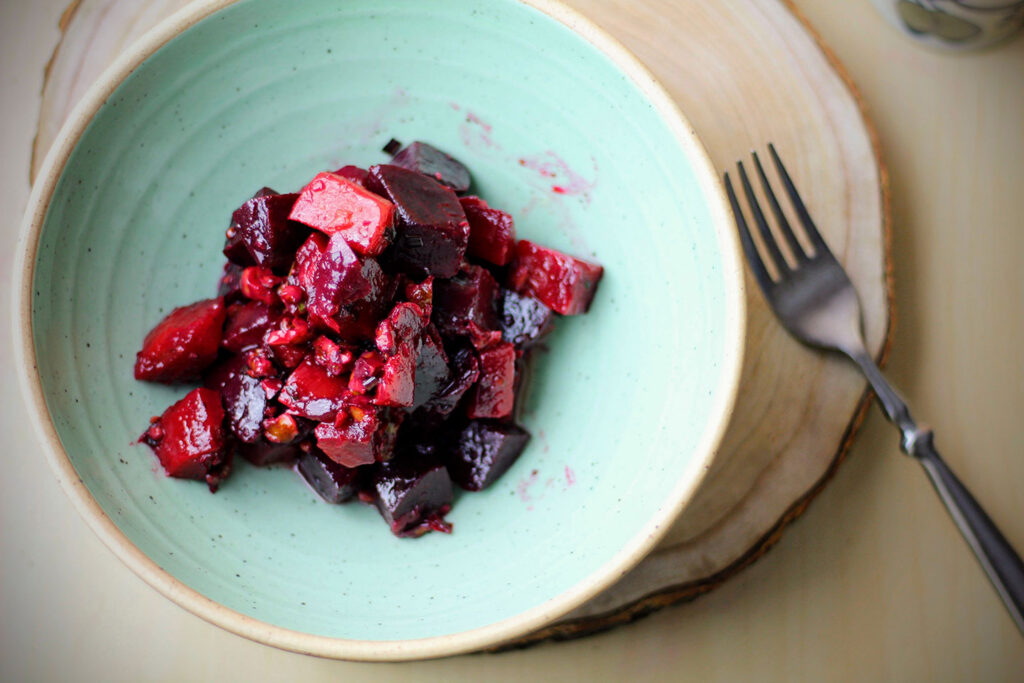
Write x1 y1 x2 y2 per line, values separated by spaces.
13 0 744 660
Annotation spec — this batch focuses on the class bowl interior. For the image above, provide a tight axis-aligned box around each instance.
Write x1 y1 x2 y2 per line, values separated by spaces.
29 0 737 647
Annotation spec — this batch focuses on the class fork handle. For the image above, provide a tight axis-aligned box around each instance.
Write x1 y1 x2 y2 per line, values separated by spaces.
912 431 1024 635
849 351 1024 635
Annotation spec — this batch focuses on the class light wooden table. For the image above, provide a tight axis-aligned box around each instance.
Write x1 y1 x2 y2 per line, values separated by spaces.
1 1 1021 680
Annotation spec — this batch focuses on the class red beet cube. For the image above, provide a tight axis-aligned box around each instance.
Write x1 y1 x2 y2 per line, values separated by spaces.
432 264 501 348
499 289 554 349
375 302 426 356
314 402 401 468
376 348 417 407
279 358 350 421
390 141 471 193
222 301 281 352
330 257 396 342
141 387 231 491
371 454 453 537
297 448 361 503
203 355 266 444
507 240 603 315
349 350 385 396
459 196 515 266
444 420 530 491
303 234 371 322
288 172 395 256
134 297 226 383
223 191 308 272
366 164 469 278
466 342 516 419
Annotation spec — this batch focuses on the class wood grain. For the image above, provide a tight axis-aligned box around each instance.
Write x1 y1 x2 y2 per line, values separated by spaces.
30 0 890 648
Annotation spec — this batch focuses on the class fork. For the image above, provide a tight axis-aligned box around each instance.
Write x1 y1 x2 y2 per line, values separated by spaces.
724 144 1024 635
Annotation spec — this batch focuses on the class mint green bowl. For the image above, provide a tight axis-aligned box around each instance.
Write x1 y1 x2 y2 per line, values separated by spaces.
14 0 744 661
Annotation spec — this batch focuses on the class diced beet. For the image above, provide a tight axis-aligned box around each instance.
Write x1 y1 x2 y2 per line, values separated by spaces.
426 345 479 415
432 264 502 348
135 298 226 383
141 387 231 491
314 403 401 467
444 420 530 491
459 196 515 266
239 438 302 467
376 348 417 407
466 342 515 419
404 276 433 318
297 448 361 503
312 336 354 377
303 234 371 322
288 172 395 256
375 302 426 356
413 326 450 409
266 341 310 370
366 164 469 278
507 240 603 315
331 257 395 342
264 315 313 347
217 262 244 303
203 355 266 444
390 141 471 193
371 454 453 537
499 289 554 349
239 266 282 305
222 301 281 352
278 358 350 421
349 350 385 397
223 192 309 272
333 165 369 188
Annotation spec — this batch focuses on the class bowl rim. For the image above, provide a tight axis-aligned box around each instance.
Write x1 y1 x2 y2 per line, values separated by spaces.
12 0 746 661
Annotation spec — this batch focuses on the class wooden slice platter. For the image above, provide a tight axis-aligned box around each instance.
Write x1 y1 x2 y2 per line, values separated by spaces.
32 0 891 651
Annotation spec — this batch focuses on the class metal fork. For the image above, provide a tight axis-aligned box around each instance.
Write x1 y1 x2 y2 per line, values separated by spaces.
724 144 1024 635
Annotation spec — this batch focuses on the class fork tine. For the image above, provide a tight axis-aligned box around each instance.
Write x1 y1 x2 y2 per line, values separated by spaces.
724 171 772 289
737 160 789 275
767 143 828 253
752 151 808 262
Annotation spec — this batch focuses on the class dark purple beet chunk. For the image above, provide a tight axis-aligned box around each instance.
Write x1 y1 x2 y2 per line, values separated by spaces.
425 344 479 415
366 164 469 278
297 448 361 503
217 262 245 303
222 301 282 352
444 420 530 491
307 234 371 321
224 192 310 273
238 439 302 467
412 325 450 409
432 265 501 346
203 355 266 444
371 454 453 537
390 141 472 193
500 289 554 349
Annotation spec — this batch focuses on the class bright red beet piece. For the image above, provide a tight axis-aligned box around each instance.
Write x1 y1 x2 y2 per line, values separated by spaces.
314 402 401 468
404 276 433 318
390 141 471 193
444 420 530 491
349 350 385 396
278 358 350 421
304 234 371 323
223 191 308 272
288 172 395 256
366 164 469 278
141 387 231 491
375 302 426 356
459 196 515 266
239 266 282 305
432 264 501 348
312 336 354 377
376 349 417 407
222 301 281 352
466 342 516 419
507 240 603 315
134 298 226 383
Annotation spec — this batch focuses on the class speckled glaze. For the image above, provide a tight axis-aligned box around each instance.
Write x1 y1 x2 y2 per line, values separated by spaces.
13 0 744 661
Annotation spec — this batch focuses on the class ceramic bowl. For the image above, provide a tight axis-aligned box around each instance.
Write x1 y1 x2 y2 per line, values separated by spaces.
13 0 744 660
